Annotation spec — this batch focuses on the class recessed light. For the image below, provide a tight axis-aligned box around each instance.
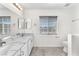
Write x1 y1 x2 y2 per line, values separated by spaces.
64 3 70 7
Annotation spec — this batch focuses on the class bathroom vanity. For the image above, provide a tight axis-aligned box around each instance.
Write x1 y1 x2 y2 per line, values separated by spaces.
0 33 34 56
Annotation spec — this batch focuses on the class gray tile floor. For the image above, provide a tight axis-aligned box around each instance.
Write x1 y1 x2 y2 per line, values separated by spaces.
30 47 67 56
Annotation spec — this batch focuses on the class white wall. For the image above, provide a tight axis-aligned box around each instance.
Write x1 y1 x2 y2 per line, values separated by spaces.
68 4 79 56
71 4 79 34
24 8 72 47
0 6 72 47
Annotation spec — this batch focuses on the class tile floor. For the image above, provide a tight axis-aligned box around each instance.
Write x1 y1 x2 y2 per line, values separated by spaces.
30 47 67 56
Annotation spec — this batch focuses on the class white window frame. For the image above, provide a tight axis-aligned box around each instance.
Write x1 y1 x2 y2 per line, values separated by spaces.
0 16 11 34
39 16 57 35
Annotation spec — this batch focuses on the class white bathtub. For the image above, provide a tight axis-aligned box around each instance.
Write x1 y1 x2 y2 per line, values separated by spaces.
68 34 79 56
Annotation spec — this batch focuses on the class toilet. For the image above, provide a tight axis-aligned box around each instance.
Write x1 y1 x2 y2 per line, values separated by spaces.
63 41 68 53
62 35 68 54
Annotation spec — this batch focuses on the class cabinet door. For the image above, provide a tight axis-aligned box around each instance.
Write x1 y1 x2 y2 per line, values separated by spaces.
14 50 20 56
21 43 28 56
28 38 33 55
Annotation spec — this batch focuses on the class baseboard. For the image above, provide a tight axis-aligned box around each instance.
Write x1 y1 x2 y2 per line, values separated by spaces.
33 45 63 47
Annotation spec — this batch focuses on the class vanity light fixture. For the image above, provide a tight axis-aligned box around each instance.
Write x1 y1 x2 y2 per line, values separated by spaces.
13 3 23 11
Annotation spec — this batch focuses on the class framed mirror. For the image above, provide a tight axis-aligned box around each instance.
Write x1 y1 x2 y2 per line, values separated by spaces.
18 18 27 29
18 18 31 29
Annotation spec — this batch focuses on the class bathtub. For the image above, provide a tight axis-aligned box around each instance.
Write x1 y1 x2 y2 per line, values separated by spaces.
68 34 79 56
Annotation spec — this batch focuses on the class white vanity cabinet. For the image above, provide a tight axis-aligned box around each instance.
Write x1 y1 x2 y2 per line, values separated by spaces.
20 43 28 56
14 50 20 56
19 36 33 56
26 37 33 56
6 35 33 56
1 34 33 56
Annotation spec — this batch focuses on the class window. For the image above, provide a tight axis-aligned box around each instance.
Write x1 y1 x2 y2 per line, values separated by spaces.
0 16 11 34
40 16 57 35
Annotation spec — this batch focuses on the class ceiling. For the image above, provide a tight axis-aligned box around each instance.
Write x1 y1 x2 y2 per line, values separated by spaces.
0 3 72 10
0 3 72 9
0 4 6 9
21 3 71 9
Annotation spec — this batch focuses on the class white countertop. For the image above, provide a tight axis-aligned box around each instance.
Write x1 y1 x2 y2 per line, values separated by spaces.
0 33 33 56
0 45 10 56
0 35 32 56
5 43 25 56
